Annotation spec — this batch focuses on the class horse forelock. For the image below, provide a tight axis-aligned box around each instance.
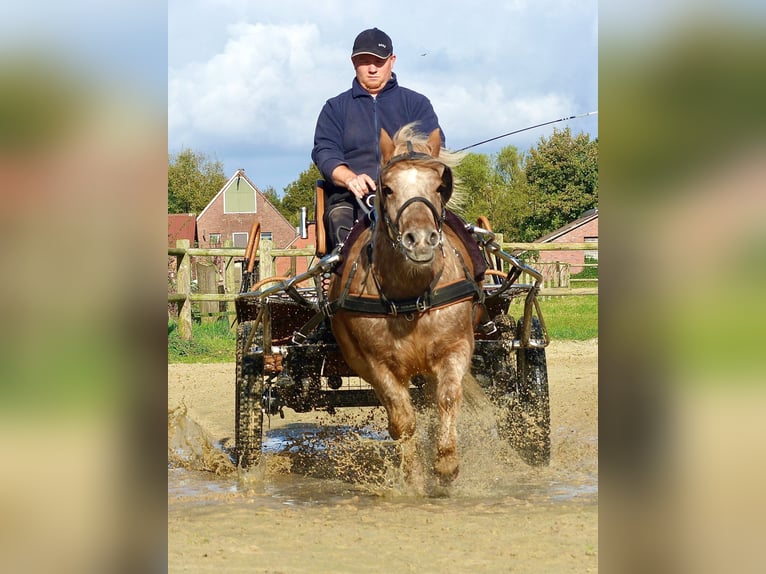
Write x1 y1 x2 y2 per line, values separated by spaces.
387 123 464 168
382 122 466 212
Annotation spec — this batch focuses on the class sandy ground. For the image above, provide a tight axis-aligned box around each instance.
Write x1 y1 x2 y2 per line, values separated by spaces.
168 339 598 573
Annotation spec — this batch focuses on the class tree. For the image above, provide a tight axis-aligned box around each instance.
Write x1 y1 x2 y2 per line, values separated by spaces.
522 128 598 241
454 152 495 221
454 146 531 240
261 185 281 212
168 149 227 214
280 164 322 226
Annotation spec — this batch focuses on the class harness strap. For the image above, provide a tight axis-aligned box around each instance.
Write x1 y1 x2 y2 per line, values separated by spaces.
291 311 327 344
329 278 481 317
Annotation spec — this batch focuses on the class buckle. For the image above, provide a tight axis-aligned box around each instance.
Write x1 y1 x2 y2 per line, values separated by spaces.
291 331 308 344
479 320 497 336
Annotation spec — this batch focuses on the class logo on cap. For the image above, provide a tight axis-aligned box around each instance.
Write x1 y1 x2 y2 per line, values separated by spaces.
352 28 393 58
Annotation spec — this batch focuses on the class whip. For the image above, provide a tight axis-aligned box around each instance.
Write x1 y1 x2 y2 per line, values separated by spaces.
455 110 598 152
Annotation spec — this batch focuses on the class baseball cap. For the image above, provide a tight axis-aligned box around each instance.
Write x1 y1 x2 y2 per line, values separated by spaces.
351 28 393 59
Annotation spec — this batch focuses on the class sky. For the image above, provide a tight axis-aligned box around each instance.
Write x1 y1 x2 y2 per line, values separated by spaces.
169 0 598 195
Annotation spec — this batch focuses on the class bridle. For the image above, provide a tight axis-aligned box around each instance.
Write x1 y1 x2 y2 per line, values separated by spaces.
375 141 453 252
324 141 482 319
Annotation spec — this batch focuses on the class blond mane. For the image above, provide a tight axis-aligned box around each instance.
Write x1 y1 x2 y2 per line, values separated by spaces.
387 122 467 213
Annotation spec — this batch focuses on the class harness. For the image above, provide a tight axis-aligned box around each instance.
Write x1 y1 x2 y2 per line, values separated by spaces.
291 141 488 344
330 142 482 319
330 245 482 319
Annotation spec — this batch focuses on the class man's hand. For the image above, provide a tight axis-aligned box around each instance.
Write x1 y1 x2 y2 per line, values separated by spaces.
332 165 377 199
345 173 377 199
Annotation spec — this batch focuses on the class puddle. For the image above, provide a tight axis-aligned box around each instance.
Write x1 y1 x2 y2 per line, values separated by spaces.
168 404 597 509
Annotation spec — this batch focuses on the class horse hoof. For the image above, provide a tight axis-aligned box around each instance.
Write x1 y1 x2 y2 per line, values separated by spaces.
435 462 459 486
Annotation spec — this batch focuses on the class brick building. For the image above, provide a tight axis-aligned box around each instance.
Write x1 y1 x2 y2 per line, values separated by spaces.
534 208 598 274
167 213 197 247
195 169 315 277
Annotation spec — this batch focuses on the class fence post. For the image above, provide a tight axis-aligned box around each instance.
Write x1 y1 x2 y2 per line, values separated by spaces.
223 239 237 330
175 239 193 340
258 239 274 281
197 258 218 324
494 233 504 273
288 247 297 277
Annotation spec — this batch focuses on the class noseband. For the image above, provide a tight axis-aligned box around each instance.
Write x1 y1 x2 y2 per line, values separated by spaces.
376 141 448 250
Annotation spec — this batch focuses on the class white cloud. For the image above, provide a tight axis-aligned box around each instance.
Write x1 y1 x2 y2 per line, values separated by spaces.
169 0 598 191
169 22 343 151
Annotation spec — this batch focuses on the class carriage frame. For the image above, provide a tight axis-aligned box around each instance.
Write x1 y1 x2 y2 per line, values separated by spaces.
234 213 551 469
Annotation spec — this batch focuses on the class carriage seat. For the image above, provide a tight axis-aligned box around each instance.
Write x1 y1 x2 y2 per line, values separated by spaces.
314 180 328 257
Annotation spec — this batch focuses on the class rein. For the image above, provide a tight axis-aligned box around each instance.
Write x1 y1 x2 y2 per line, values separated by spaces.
376 141 448 249
328 140 481 319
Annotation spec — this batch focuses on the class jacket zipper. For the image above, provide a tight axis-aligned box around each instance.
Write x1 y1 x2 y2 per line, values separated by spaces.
372 96 379 177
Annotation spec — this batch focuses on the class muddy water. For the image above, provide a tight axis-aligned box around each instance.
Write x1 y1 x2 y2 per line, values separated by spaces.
168 340 598 573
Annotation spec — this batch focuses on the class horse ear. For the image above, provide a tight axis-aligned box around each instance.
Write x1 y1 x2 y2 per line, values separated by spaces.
380 129 395 164
439 166 453 203
427 128 442 158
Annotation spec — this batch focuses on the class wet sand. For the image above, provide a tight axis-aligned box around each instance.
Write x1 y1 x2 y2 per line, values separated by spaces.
168 339 598 573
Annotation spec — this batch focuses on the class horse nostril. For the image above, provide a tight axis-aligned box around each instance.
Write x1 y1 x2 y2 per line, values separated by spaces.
428 231 440 247
402 232 417 248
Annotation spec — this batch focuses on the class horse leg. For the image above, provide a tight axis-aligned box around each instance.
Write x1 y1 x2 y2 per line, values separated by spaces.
433 358 468 485
375 374 425 490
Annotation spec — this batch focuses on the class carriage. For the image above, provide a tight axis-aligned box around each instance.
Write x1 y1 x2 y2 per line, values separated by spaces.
233 128 551 480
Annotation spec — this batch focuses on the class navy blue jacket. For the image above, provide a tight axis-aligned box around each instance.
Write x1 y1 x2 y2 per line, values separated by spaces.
312 73 443 203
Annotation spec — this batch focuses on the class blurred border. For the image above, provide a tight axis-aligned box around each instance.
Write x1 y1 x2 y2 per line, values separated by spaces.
3 1 765 571
600 1 766 572
0 2 168 572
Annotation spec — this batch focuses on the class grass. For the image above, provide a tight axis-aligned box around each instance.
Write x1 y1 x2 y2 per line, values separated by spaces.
168 295 597 364
569 258 599 289
509 294 598 341
168 318 237 363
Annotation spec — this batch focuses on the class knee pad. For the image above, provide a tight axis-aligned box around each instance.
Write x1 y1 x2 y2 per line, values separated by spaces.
325 203 355 248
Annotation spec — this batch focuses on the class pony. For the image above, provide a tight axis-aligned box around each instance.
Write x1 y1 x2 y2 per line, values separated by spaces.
328 123 480 489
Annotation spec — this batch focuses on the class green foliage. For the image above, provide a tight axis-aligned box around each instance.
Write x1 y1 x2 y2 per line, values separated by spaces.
453 130 597 242
261 185 282 211
168 148 227 214
454 148 530 239
168 319 236 363
521 128 598 241
280 164 322 226
573 257 599 280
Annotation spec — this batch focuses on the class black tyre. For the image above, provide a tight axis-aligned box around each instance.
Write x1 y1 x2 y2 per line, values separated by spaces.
509 316 551 466
471 313 516 393
235 320 264 468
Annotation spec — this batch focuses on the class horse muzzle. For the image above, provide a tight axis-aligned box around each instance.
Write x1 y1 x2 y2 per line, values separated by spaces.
400 227 441 264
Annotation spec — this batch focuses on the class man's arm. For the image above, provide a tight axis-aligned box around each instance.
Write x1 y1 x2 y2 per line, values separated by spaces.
331 165 376 199
311 101 347 183
312 98 376 198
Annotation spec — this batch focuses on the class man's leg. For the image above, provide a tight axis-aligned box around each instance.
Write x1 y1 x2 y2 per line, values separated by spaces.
324 201 355 251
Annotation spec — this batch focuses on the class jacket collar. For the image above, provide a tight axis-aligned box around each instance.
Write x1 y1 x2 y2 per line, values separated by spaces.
351 72 399 98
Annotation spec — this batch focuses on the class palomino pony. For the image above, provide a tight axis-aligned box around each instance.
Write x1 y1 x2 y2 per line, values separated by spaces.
329 124 481 488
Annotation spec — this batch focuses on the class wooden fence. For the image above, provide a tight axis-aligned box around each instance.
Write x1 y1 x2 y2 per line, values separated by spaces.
168 238 597 340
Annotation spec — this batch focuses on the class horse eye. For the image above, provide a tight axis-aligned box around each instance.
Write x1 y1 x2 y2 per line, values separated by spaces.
381 186 393 197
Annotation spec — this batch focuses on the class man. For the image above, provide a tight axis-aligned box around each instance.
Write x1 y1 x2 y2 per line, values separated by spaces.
312 27 444 251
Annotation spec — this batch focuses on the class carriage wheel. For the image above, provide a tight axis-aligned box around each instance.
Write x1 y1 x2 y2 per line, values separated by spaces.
509 317 551 466
235 320 264 468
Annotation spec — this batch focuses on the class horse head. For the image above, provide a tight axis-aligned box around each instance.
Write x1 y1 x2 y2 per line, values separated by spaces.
377 125 455 265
